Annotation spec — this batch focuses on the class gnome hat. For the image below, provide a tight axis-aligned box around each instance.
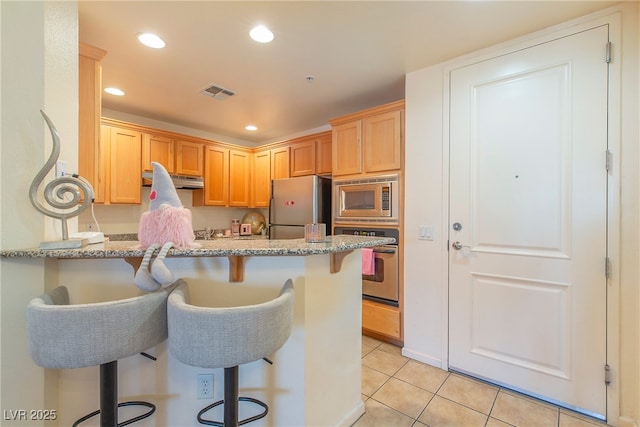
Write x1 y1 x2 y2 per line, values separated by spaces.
149 162 182 209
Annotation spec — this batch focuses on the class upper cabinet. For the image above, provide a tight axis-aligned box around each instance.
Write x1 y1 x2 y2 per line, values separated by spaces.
290 139 315 177
329 100 404 177
193 144 229 206
175 140 204 176
142 136 203 177
331 121 362 176
99 124 142 204
289 131 332 177
250 146 290 208
271 146 290 180
78 43 107 198
363 110 403 173
315 132 333 175
252 149 272 208
142 133 174 173
229 149 251 207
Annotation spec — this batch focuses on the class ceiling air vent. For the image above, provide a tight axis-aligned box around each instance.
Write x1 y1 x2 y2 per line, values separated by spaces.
201 84 235 100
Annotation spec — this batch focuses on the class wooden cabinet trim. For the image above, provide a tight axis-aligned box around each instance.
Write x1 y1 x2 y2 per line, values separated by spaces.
79 42 107 61
328 100 405 127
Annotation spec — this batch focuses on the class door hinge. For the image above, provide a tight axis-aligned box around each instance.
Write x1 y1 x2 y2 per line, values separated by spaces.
605 364 611 385
605 42 612 63
606 150 612 172
605 257 611 279
446 239 450 252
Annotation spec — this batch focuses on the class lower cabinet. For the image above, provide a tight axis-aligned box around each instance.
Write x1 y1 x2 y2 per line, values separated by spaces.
362 299 402 344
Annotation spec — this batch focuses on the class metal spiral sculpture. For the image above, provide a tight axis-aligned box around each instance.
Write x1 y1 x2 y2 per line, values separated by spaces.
29 110 94 241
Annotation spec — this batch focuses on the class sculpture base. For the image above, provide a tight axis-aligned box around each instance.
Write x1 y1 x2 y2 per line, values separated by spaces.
40 238 88 250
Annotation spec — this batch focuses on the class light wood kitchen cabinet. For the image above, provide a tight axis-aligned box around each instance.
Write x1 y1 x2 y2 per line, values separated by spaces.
331 120 362 176
289 131 333 177
290 139 316 177
363 110 403 173
271 146 290 180
193 145 229 206
329 100 404 177
252 149 272 207
229 149 251 207
100 124 142 204
142 134 174 173
250 146 289 207
362 300 402 343
315 132 333 175
175 140 204 176
78 42 107 199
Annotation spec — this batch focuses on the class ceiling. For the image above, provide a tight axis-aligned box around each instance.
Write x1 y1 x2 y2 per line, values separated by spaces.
79 1 619 146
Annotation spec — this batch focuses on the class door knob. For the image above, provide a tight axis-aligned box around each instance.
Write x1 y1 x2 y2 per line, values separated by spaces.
451 241 470 251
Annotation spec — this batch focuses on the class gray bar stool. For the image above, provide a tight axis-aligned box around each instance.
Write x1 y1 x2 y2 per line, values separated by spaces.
26 282 177 426
167 279 294 427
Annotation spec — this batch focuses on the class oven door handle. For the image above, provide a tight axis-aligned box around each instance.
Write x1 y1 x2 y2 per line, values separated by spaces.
373 248 396 254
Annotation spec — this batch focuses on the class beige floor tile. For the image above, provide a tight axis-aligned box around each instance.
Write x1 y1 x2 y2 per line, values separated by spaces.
352 398 415 427
362 365 390 397
418 395 488 427
362 342 377 358
378 342 402 356
491 390 558 427
559 412 608 427
362 335 383 349
362 348 409 376
372 377 434 419
486 417 515 427
395 360 450 393
436 374 498 415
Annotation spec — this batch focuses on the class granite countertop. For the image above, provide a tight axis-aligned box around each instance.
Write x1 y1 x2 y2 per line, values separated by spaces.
0 235 395 259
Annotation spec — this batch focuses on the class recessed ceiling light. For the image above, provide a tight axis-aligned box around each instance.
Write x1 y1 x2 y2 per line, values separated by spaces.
104 87 125 96
249 25 274 43
137 32 166 49
245 125 258 131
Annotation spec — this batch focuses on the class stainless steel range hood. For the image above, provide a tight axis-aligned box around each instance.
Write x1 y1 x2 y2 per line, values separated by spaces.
142 171 204 189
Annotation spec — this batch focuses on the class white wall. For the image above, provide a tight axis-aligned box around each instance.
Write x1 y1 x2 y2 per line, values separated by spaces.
0 1 78 424
402 4 639 426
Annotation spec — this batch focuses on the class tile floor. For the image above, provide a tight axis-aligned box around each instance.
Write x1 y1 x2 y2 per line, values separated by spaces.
354 335 611 427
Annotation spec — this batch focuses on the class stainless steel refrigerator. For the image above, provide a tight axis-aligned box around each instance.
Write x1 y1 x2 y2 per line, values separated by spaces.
269 175 332 239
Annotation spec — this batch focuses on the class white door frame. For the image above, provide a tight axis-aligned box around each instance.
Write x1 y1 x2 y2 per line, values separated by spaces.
439 9 621 424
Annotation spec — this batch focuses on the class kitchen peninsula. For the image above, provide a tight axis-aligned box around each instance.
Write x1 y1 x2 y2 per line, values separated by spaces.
2 234 392 426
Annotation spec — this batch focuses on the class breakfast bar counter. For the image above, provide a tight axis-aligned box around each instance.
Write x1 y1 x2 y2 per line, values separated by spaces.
1 234 393 258
3 236 390 426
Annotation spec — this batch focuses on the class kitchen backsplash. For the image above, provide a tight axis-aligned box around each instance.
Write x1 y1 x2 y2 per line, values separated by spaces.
78 186 267 235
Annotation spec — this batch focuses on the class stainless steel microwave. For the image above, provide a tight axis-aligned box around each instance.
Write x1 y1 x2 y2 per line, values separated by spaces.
334 175 399 223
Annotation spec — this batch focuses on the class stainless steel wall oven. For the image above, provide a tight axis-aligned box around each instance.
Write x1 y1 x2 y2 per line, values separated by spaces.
334 227 400 307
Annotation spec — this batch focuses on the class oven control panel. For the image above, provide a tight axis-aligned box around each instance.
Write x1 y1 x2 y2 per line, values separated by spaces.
333 227 399 244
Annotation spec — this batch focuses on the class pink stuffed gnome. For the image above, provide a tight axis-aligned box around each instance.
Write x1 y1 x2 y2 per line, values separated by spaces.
135 162 198 291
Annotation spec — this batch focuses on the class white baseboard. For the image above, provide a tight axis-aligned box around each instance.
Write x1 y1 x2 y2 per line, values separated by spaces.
401 347 445 370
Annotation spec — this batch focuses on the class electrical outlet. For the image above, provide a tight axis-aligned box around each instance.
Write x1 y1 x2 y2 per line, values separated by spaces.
55 160 68 178
197 373 213 399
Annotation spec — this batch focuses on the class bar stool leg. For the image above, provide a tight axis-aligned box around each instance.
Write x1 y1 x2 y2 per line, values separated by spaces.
224 366 239 427
101 361 117 427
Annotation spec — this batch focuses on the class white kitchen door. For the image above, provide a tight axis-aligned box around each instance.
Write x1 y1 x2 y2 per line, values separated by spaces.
448 25 609 418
